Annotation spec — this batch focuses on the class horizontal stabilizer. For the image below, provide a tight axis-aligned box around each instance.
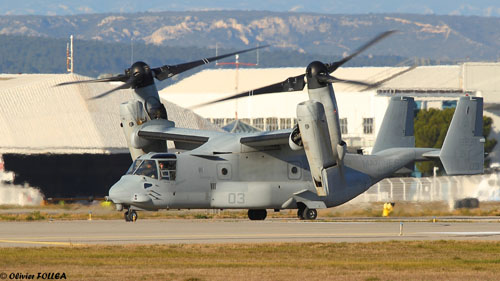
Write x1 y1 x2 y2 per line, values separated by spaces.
440 96 484 175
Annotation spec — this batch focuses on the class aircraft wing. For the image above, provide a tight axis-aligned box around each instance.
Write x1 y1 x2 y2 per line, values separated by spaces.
138 119 292 149
138 121 226 145
239 130 291 147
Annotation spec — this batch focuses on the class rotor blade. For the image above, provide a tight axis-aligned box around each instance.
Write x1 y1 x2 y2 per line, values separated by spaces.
316 73 376 87
88 78 134 100
360 65 417 91
191 74 306 108
55 74 129 87
152 45 270 81
326 30 397 73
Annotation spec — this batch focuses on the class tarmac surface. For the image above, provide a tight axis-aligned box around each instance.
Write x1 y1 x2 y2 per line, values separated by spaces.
0 218 499 247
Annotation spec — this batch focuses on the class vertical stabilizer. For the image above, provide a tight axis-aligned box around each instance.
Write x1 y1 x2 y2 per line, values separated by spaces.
440 96 484 175
372 96 415 154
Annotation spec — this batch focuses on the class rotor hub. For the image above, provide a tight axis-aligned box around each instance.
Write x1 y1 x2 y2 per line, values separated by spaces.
306 61 328 89
127 61 155 88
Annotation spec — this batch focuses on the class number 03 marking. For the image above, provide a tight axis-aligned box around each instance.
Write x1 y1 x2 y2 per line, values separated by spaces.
228 193 245 204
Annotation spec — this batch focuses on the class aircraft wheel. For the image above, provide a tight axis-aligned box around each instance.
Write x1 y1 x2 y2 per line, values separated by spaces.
130 210 138 222
124 211 130 222
297 208 305 220
248 209 267 220
303 207 317 220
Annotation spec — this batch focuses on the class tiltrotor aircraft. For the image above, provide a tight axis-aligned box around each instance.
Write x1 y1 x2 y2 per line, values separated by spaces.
60 31 484 222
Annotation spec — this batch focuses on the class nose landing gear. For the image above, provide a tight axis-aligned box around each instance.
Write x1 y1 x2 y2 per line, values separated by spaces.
297 206 317 220
124 210 138 222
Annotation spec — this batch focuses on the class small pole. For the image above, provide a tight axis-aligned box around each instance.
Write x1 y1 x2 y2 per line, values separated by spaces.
70 35 74 73
256 43 260 65
130 37 134 65
215 42 218 65
88 211 92 221
399 222 403 236
433 216 436 223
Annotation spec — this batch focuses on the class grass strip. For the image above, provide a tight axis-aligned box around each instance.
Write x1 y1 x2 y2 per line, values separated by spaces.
0 241 499 280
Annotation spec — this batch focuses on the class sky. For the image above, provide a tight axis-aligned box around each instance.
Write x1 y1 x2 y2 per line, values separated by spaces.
1 0 500 17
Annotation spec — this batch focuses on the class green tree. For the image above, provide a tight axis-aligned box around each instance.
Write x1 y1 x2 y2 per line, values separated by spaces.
414 108 497 175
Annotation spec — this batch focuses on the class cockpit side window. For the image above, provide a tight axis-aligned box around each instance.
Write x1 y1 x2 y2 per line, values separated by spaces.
126 160 143 175
158 160 176 181
133 160 158 179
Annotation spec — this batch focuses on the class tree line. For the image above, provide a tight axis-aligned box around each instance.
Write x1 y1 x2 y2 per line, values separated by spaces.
0 34 456 89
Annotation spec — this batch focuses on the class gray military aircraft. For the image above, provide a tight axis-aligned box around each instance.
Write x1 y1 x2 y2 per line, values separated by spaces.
60 31 484 222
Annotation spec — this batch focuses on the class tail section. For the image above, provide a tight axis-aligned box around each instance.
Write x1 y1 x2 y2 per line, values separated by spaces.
440 96 484 175
372 96 415 154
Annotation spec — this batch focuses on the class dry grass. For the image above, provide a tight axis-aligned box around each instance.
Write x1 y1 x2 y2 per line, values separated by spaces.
321 201 500 218
0 201 499 222
0 241 499 280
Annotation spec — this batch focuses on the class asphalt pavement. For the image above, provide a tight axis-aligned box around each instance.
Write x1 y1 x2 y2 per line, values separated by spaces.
0 218 499 247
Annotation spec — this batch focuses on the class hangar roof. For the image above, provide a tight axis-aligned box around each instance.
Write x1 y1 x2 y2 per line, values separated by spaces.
159 65 466 118
161 65 462 95
0 73 218 154
159 65 467 113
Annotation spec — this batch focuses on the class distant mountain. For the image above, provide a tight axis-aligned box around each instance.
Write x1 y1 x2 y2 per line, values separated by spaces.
2 0 500 17
0 34 414 91
0 11 499 61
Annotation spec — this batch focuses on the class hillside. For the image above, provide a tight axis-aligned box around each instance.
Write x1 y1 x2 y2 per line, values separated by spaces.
0 11 499 61
0 34 414 87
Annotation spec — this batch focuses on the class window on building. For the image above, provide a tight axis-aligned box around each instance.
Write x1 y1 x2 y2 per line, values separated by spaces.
280 118 292 129
212 118 225 128
340 118 348 134
239 118 251 125
363 118 373 134
442 100 457 109
266 117 279 131
253 118 264 130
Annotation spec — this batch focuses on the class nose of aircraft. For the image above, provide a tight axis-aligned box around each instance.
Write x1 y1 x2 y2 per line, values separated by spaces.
108 176 140 204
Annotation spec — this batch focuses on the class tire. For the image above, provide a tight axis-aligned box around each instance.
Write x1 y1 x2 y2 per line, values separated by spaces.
124 211 130 222
297 208 305 220
130 210 138 222
248 209 267 220
303 207 317 220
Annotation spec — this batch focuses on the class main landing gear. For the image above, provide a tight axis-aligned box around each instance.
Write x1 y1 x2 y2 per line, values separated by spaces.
297 206 317 220
124 210 138 222
248 209 267 220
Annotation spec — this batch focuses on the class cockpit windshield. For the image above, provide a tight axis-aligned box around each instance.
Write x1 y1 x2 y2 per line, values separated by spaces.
132 160 158 179
126 159 143 175
158 160 176 181
126 158 175 180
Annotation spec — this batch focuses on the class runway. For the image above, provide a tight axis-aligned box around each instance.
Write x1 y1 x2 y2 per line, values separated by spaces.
0 219 499 247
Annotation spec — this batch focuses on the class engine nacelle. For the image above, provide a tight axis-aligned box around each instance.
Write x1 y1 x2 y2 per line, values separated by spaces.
120 100 167 160
288 125 303 151
297 100 336 196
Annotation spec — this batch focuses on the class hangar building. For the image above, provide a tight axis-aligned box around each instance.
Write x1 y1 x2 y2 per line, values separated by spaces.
0 73 218 198
3 62 500 200
160 62 500 163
